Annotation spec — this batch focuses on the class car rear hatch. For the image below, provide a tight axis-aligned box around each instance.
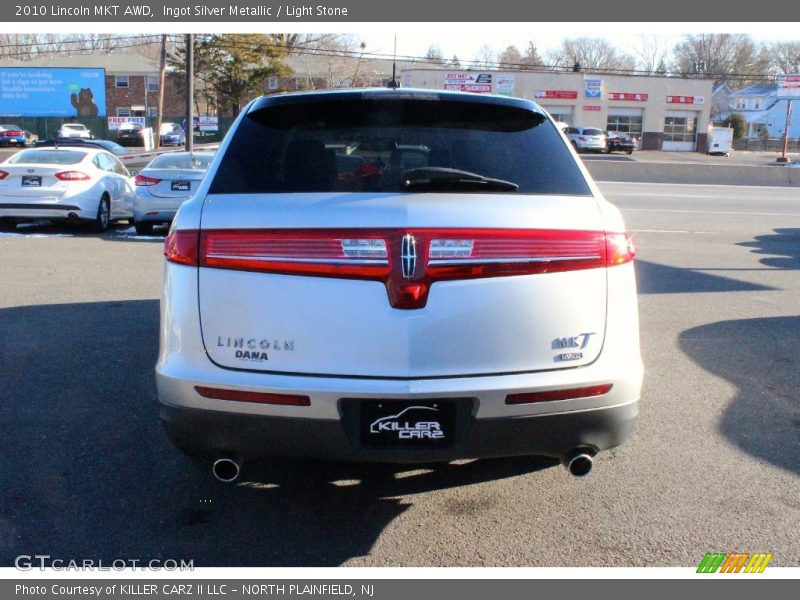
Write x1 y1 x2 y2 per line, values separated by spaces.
0 165 76 199
193 92 620 379
139 168 204 198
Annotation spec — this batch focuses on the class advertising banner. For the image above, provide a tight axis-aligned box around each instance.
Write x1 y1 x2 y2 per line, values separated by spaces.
667 95 704 105
609 92 649 101
534 90 578 100
107 116 146 130
197 116 219 131
496 74 516 97
584 78 603 99
444 72 492 94
777 74 800 100
0 68 106 117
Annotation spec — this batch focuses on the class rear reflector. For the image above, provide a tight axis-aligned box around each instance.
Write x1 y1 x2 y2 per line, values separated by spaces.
505 384 613 405
54 171 90 181
194 386 310 406
0 170 8 180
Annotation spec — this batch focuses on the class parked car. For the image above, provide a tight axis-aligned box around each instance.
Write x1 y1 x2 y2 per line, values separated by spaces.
0 124 27 147
564 126 607 153
0 147 134 232
159 122 186 147
157 89 642 482
116 123 144 146
604 131 637 155
57 123 92 139
23 130 39 146
132 151 214 235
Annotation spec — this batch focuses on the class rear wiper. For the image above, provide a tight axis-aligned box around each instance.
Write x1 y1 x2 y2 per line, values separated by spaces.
401 167 519 192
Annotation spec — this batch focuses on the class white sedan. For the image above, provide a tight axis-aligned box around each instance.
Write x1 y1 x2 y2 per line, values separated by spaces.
133 152 214 235
0 147 134 232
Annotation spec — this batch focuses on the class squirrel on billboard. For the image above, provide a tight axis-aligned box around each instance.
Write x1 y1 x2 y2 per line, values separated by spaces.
70 88 99 117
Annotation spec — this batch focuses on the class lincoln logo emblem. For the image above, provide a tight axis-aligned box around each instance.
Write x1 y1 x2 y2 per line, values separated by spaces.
401 234 416 279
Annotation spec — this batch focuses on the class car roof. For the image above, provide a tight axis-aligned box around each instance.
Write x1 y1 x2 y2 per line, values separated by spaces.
22 145 105 156
247 87 547 116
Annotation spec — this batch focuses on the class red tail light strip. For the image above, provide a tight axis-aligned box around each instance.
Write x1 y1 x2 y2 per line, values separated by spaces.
165 228 635 309
505 383 613 405
195 386 310 406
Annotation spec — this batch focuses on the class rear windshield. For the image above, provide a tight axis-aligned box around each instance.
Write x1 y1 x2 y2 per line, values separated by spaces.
9 150 86 165
583 128 604 136
149 153 213 170
63 125 85 130
209 97 591 195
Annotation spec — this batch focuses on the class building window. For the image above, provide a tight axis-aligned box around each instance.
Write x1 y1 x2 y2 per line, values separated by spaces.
148 106 158 117
115 75 129 88
267 76 279 90
734 99 745 110
754 99 761 110
606 115 643 136
663 116 697 143
147 76 159 92
116 107 131 117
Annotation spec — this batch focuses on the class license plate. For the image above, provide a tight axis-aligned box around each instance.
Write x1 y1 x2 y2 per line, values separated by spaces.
171 180 190 192
22 176 42 187
359 400 457 448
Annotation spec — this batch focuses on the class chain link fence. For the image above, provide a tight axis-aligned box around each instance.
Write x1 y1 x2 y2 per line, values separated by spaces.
732 138 800 152
2 116 236 145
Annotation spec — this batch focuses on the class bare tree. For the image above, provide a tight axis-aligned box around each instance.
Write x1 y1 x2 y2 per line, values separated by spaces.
524 41 543 68
497 45 523 68
765 40 800 75
474 44 496 69
450 55 461 69
633 34 668 74
424 44 445 65
546 37 636 72
672 34 766 85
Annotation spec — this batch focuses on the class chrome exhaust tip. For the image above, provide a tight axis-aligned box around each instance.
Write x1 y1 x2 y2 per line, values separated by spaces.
211 456 241 483
562 450 594 478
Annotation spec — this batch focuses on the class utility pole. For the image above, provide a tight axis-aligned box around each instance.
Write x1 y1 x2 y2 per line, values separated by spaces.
185 33 194 152
778 99 792 163
155 34 166 148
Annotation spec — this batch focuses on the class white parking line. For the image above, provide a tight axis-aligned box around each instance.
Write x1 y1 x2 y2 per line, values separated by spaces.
629 229 716 234
623 208 800 217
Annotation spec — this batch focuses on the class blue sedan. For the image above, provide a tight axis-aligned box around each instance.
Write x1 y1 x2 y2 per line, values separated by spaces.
0 124 27 146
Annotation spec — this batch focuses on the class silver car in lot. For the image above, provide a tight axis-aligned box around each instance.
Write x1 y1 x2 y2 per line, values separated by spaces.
564 126 608 153
132 152 214 235
0 147 134 232
157 89 643 482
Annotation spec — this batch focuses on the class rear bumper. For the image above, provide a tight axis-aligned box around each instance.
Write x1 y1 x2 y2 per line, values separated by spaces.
0 200 92 221
159 398 638 463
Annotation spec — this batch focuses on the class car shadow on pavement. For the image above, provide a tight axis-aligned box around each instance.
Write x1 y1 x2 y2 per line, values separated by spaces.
679 317 800 477
737 228 800 270
0 300 553 567
635 260 775 295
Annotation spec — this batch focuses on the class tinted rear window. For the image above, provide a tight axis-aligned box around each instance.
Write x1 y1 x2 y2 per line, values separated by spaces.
210 97 591 196
9 150 86 165
149 153 213 170
583 128 604 136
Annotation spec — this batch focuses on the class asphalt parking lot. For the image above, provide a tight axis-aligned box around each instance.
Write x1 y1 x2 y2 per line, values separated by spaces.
1 182 799 567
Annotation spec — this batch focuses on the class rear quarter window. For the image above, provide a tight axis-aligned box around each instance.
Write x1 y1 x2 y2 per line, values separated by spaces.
210 96 591 196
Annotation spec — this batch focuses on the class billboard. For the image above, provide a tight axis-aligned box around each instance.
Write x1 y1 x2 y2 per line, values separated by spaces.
444 72 492 94
0 67 106 117
777 74 800 100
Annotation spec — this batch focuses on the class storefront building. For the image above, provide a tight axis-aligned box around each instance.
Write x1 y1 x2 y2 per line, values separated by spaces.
403 69 714 151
